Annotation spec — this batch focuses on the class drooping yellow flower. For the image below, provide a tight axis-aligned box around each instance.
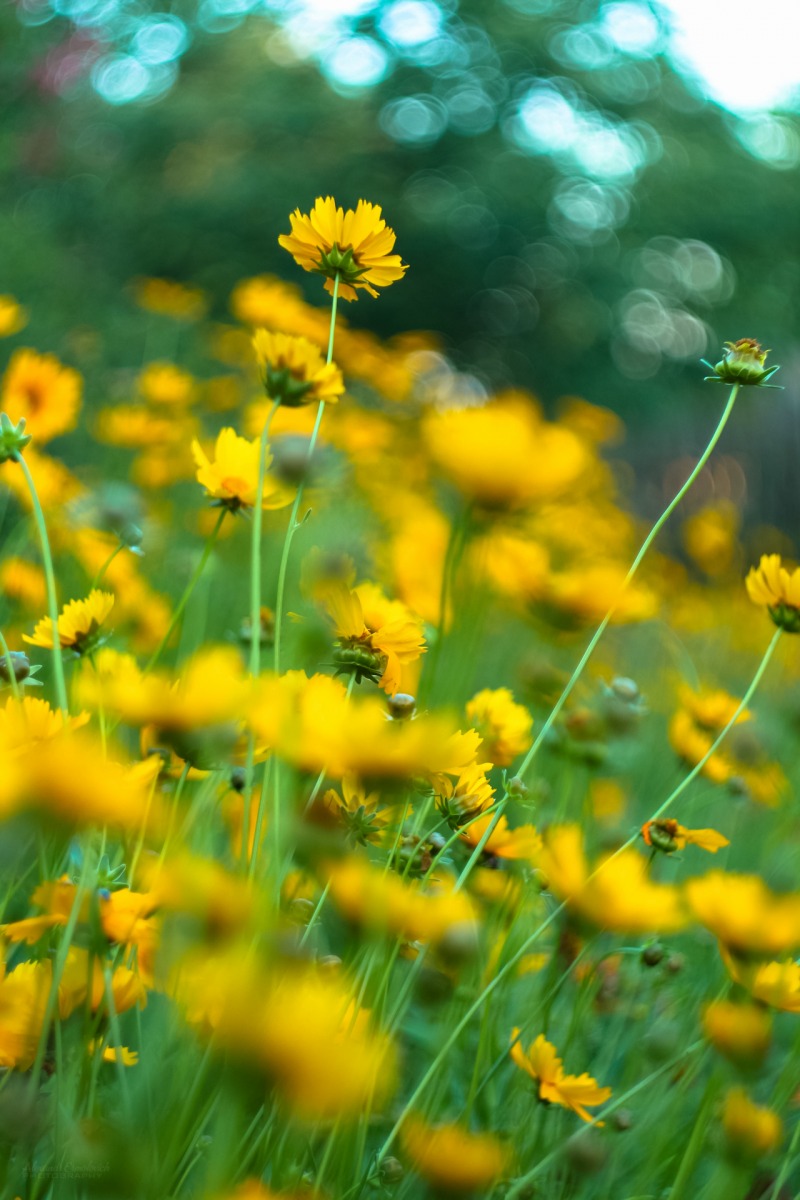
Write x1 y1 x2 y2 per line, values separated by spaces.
401 1116 508 1193
133 277 207 320
279 196 408 301
23 589 114 654
252 330 345 407
641 817 729 855
686 871 800 958
511 1031 611 1123
1 348 82 443
722 1088 782 1160
746 553 800 632
137 361 198 407
465 687 532 767
0 295 28 337
535 824 687 934
702 1000 771 1066
192 427 292 511
318 577 426 695
322 775 390 846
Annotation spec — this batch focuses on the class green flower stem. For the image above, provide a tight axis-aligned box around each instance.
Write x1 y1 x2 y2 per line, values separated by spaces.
667 1070 721 1200
514 382 740 785
273 271 340 676
768 1113 800 1200
369 624 778 1174
90 542 125 590
249 397 281 680
14 451 69 714
145 508 226 672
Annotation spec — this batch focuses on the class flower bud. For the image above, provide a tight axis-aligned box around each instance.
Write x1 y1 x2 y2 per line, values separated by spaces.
388 692 416 720
0 413 31 462
641 943 665 967
703 339 780 387
379 1157 405 1185
0 650 31 684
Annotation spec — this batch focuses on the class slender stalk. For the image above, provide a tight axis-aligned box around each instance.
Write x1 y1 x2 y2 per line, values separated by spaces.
514 383 740 784
146 508 226 672
0 628 21 702
369 624 778 1171
249 397 281 680
91 542 125 590
273 272 340 676
13 451 68 713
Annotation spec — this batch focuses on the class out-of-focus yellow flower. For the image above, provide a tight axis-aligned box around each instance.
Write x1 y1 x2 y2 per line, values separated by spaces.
23 589 114 654
133 277 207 320
746 553 800 632
252 330 344 407
0 958 51 1069
318 577 426 694
590 779 626 822
686 871 800 958
279 196 407 302
401 1116 508 1192
141 852 254 939
0 295 28 336
2 446 84 512
465 687 532 767
89 1041 139 1066
511 1031 611 1123
641 817 729 855
541 562 658 628
78 645 252 733
459 812 542 862
669 685 784 807
231 275 330 340
0 556 46 610
1 349 82 443
251 671 482 782
192 427 292 511
58 947 147 1018
174 950 396 1118
325 856 478 947
138 362 198 407
424 394 589 511
95 405 193 448
722 1088 782 1161
722 950 800 1013
683 503 740 578
0 696 89 754
702 1000 771 1066
535 825 687 934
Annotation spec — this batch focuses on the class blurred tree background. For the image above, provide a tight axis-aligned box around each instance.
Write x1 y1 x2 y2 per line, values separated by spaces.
3 0 800 526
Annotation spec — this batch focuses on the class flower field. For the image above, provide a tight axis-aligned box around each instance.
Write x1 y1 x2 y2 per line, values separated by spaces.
1 193 799 1200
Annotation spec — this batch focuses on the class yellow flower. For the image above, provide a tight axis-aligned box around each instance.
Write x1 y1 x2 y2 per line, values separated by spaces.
0 295 28 337
705 338 780 387
322 775 390 846
511 1031 611 1123
722 1088 782 1161
0 958 51 1069
252 330 344 406
702 1000 771 1066
1 349 82 443
746 553 800 632
137 361 198 407
279 196 408 301
686 872 800 957
0 556 46 611
192 427 292 511
89 1041 139 1066
325 856 478 946
641 817 729 855
459 812 542 862
465 687 532 766
401 1116 508 1193
23 589 114 654
231 274 330 339
318 576 426 695
682 503 739 578
436 763 495 826
95 404 191 448
133 277 207 320
535 825 687 934
0 696 90 753
721 951 800 1013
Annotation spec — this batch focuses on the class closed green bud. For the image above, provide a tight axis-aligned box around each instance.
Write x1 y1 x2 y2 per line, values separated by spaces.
0 413 32 462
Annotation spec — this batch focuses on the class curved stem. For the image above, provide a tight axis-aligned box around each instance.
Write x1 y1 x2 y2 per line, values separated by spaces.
146 508 226 672
13 452 68 714
0 628 21 702
273 272 340 676
515 382 740 784
91 542 125 590
369 621 778 1172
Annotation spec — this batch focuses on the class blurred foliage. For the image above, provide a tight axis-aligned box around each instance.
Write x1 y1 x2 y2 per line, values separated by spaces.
2 0 800 442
